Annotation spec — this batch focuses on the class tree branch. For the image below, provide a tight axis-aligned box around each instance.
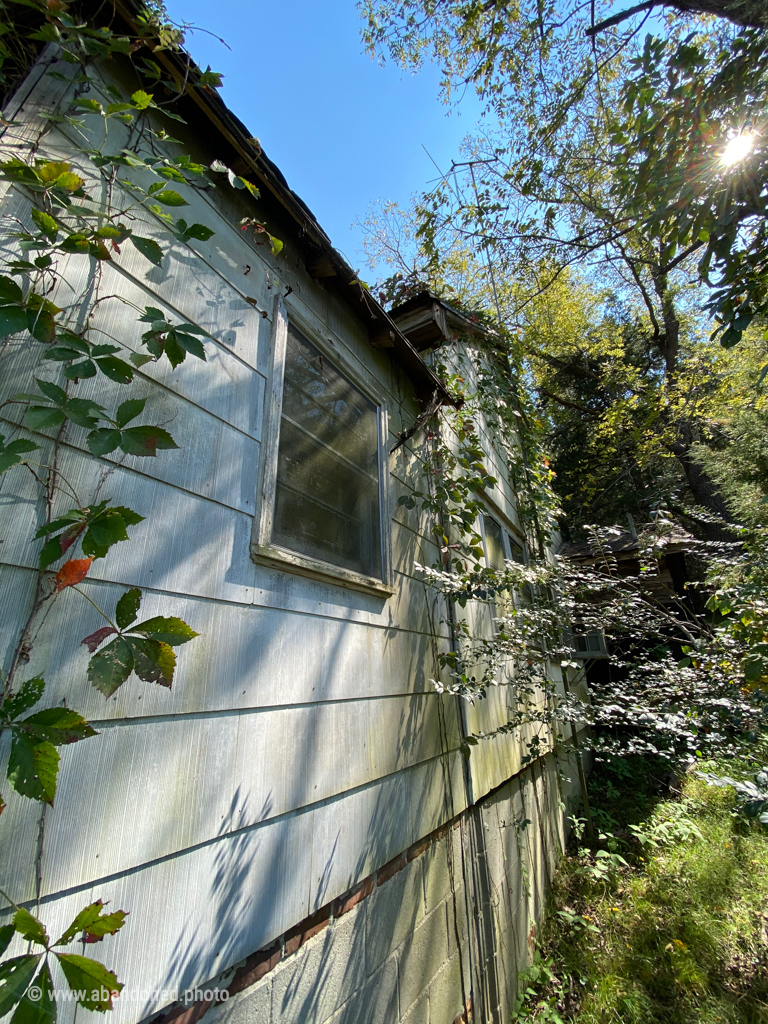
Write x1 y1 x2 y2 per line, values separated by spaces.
539 388 601 417
586 0 659 37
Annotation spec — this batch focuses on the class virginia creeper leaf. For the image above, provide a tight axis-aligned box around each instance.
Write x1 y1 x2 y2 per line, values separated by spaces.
54 956 122 1011
114 398 146 428
0 275 23 303
0 925 14 958
56 901 127 947
174 331 206 360
0 956 42 1017
153 190 187 207
30 209 58 240
38 537 64 571
80 626 117 654
163 331 185 368
183 223 215 241
53 523 85 557
129 353 153 368
82 908 128 942
130 236 163 266
45 344 90 360
119 425 178 457
12 909 48 947
34 512 84 538
3 677 44 720
87 636 134 696
115 588 141 630
0 306 31 339
35 380 65 404
138 306 164 323
27 310 55 344
78 507 144 559
17 707 97 746
54 557 93 591
53 172 84 192
109 506 144 527
82 512 128 555
72 98 103 114
54 330 90 352
63 359 96 380
59 398 102 429
11 960 55 1024
0 437 38 474
86 428 121 456
132 617 199 646
7 734 59 803
95 356 133 384
129 637 175 687
24 408 65 431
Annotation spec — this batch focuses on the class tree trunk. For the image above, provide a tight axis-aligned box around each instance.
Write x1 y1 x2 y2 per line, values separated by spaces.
668 0 768 28
655 273 734 540
586 0 768 36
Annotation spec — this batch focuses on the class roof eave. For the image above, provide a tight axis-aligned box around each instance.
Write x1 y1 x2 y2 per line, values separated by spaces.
112 0 457 408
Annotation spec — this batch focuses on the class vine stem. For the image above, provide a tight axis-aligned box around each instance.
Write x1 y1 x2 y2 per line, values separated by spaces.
24 461 81 505
69 586 118 632
0 886 23 913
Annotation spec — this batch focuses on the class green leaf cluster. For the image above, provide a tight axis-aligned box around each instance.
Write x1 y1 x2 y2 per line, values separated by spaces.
0 676 96 806
83 588 199 696
138 307 209 368
43 330 137 384
0 159 85 208
13 384 179 459
0 433 38 475
34 500 144 570
0 276 60 343
0 899 125 1024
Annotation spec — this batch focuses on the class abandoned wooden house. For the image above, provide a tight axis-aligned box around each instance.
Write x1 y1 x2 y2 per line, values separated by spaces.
0 10 579 1024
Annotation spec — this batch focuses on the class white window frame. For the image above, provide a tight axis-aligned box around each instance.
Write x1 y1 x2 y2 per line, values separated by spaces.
250 295 394 596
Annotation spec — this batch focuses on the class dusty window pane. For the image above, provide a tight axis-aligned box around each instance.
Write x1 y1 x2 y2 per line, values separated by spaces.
508 537 524 564
507 535 532 604
484 516 506 569
483 515 512 622
272 324 382 578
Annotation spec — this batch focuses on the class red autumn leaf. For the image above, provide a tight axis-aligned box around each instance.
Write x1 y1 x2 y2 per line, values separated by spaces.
59 522 87 555
81 625 117 653
55 557 94 591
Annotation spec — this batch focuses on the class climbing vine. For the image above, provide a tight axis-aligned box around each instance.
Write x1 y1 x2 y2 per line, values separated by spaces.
0 1 282 1015
394 301 768 786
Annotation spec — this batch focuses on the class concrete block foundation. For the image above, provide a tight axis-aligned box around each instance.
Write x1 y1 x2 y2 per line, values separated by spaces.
156 752 580 1024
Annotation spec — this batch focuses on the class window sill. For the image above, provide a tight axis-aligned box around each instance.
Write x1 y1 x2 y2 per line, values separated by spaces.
250 543 395 598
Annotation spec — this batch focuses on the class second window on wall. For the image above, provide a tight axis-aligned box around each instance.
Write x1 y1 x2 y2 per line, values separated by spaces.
272 322 382 579
481 512 530 605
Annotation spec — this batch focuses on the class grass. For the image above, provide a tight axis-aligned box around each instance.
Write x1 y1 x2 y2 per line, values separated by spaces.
512 753 768 1023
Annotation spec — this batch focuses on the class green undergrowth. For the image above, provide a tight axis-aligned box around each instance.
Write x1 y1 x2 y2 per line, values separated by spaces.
511 753 768 1023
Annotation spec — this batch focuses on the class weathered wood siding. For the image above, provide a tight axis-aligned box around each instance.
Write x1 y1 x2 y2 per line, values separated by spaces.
0 50 548 1024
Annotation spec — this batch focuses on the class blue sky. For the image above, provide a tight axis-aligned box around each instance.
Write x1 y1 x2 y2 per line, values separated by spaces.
163 0 482 276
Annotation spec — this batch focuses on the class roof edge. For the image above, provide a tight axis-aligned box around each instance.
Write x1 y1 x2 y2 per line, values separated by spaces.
112 1 457 408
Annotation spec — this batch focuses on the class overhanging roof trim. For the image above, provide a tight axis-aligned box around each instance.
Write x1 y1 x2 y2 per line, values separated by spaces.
389 290 493 340
113 1 456 408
